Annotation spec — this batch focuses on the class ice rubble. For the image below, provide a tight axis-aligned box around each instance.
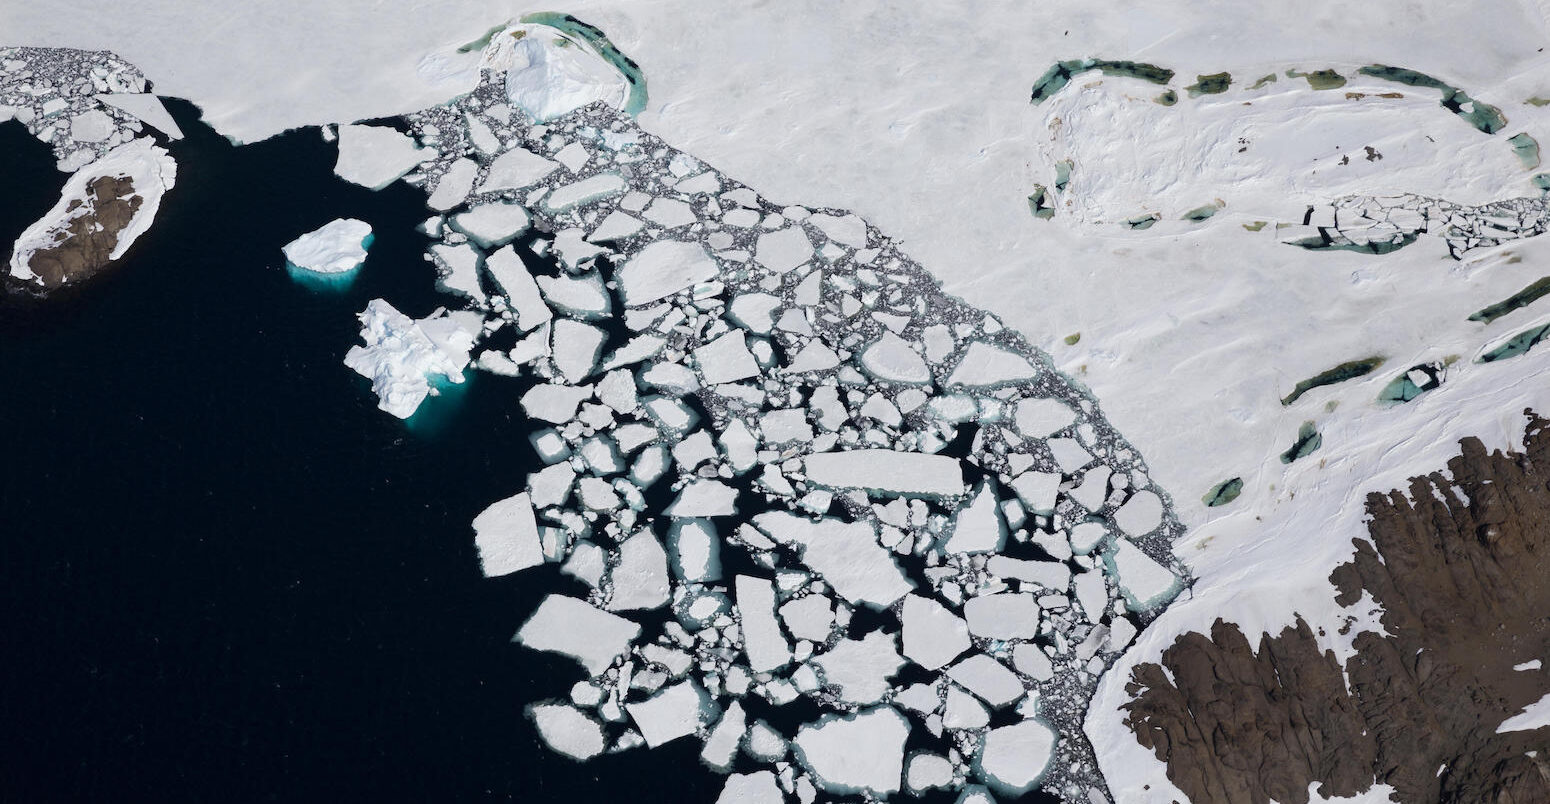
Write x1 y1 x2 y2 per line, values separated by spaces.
281 218 372 274
0 47 180 171
326 30 1187 800
8 136 177 286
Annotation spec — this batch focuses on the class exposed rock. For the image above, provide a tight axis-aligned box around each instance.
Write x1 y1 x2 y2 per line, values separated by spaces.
21 175 142 287
1124 411 1550 804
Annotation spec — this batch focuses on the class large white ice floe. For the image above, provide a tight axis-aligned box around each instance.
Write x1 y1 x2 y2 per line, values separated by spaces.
792 706 909 796
333 124 427 190
281 218 372 275
341 299 481 419
8 136 177 286
516 595 641 675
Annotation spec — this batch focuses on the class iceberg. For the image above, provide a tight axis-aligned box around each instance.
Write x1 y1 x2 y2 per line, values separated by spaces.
281 218 372 275
342 299 480 419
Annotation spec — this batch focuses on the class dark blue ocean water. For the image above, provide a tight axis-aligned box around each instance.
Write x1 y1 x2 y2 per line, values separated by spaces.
0 102 732 803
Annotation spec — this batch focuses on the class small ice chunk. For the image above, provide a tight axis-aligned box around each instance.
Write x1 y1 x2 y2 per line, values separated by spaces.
429 242 484 301
753 513 913 608
478 146 559 194
755 227 814 273
669 519 721 582
808 213 868 248
860 332 930 384
716 771 783 804
947 342 1038 387
607 530 670 611
987 556 1068 590
1047 438 1093 474
68 109 114 143
792 706 908 797
1074 568 1107 620
426 157 479 211
666 480 738 517
451 202 529 248
943 685 990 730
544 172 627 213
811 631 905 705
729 293 781 334
486 246 553 331
804 450 965 498
779 595 834 642
625 680 709 748
538 272 611 319
1012 643 1055 681
946 655 1024 707
1010 470 1060 517
551 319 605 383
618 240 720 306
334 124 427 190
529 703 607 760
588 209 644 243
282 218 371 274
515 595 641 674
472 492 544 576
1114 490 1164 537
906 753 954 793
785 341 841 373
644 197 696 228
736 575 792 673
1104 540 1180 611
520 383 593 423
701 700 747 771
940 481 1006 554
900 594 972 671
963 593 1039 640
695 330 760 385
1014 397 1076 438
978 719 1055 795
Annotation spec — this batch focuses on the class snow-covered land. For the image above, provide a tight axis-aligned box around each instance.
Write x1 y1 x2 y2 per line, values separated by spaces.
281 218 372 275
8 136 176 286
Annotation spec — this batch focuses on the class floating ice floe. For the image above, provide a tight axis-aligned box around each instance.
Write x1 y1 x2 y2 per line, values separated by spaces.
333 123 428 190
281 218 372 275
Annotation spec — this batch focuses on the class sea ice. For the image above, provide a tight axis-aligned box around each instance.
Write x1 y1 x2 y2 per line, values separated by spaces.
900 594 972 671
515 595 641 675
946 655 1025 707
477 145 559 193
755 227 814 273
94 93 184 139
946 342 1039 387
978 718 1055 794
753 513 913 608
694 331 760 385
792 706 908 796
803 450 964 497
735 575 791 673
715 771 783 804
333 124 426 190
485 245 553 331
450 202 529 248
617 240 720 305
860 332 931 384
940 481 1006 554
426 156 478 210
471 492 544 577
810 631 904 705
282 218 372 274
626 680 709 748
606 530 670 611
962 593 1040 640
1103 540 1180 611
529 703 607 761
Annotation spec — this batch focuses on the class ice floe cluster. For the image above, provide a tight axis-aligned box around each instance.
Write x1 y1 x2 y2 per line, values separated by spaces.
1283 192 1550 258
0 47 183 172
335 22 1186 803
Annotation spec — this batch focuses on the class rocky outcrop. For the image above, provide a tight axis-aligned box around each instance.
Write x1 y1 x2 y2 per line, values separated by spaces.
22 174 142 287
1123 411 1550 804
